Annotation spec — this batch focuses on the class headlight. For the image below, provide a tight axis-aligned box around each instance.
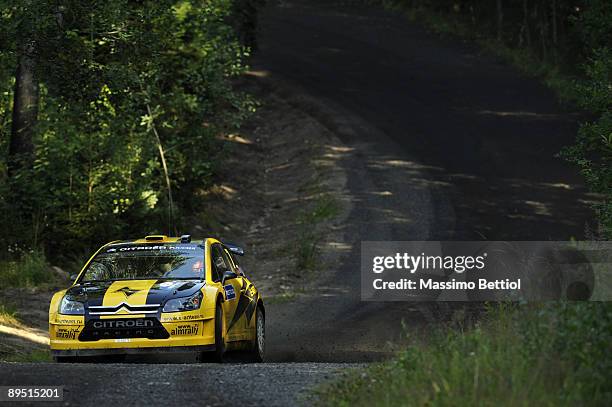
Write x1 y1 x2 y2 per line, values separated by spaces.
59 296 84 315
162 291 203 313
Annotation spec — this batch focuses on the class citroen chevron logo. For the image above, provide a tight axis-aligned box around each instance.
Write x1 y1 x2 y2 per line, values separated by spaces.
114 287 141 298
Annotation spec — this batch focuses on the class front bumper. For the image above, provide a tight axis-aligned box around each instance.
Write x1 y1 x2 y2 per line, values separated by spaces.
49 316 215 352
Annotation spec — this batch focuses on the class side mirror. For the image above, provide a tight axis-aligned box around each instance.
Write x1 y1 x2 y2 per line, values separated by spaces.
224 243 245 256
221 270 238 285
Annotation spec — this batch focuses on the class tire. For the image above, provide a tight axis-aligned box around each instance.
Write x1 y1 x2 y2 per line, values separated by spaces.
246 305 265 363
53 356 78 363
199 301 226 363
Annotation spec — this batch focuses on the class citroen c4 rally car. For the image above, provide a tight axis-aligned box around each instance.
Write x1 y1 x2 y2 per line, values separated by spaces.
48 235 264 362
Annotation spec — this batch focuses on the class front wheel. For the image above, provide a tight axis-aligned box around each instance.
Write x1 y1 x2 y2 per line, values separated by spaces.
246 306 265 362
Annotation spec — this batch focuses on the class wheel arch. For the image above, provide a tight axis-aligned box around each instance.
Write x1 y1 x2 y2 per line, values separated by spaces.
257 299 265 318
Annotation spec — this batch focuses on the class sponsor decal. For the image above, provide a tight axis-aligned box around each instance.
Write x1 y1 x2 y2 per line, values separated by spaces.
192 260 204 274
245 292 258 324
170 324 199 336
227 291 258 332
157 281 183 289
56 318 82 324
79 318 169 341
56 327 79 340
106 245 197 253
92 319 154 329
161 314 199 322
224 284 236 301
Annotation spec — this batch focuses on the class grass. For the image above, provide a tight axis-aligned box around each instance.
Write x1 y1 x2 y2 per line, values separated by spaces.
480 42 577 103
295 194 340 271
265 291 301 305
317 303 612 406
2 349 52 363
0 302 21 327
0 302 51 363
0 250 52 288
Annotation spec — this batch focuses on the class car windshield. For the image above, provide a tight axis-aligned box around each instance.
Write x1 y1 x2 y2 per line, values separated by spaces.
80 244 205 282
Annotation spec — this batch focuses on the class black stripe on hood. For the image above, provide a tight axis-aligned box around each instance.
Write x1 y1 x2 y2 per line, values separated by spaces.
145 280 205 305
65 281 115 307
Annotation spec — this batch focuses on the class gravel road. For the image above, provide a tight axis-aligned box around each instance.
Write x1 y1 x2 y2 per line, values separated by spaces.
0 362 358 406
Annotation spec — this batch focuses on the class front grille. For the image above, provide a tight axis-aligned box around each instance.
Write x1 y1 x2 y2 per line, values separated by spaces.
78 317 169 341
88 303 160 315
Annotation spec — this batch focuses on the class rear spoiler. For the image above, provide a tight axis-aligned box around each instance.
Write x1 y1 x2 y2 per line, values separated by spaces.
223 242 245 256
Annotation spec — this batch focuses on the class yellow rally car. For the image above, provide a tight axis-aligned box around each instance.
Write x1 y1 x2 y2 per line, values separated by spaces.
48 235 264 363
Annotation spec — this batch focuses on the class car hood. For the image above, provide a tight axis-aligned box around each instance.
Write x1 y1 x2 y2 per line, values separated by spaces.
65 279 205 307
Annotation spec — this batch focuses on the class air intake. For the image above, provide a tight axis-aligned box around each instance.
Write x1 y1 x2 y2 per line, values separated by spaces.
145 235 167 241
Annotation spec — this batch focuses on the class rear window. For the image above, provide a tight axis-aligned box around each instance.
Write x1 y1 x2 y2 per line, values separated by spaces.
79 244 205 282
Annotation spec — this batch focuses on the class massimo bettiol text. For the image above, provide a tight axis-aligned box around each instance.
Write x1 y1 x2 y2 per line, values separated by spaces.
360 241 612 302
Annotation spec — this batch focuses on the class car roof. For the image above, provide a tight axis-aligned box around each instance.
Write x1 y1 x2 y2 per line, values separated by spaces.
104 235 209 247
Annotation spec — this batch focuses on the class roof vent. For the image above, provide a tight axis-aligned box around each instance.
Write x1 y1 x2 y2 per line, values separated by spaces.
145 235 167 241
180 234 191 243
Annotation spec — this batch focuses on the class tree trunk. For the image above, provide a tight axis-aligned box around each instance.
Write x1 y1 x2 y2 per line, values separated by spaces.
496 0 503 42
523 0 531 48
146 103 176 236
539 2 548 60
9 40 38 177
551 0 558 46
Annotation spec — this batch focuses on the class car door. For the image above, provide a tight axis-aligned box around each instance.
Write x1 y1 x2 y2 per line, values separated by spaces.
210 244 244 340
227 250 257 331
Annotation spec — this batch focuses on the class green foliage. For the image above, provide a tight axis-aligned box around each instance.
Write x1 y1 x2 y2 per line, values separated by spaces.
0 250 50 287
295 194 340 271
572 0 612 53
576 48 612 115
0 0 253 261
562 47 612 237
318 303 612 406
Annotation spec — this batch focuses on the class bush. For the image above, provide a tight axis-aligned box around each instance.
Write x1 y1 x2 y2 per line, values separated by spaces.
0 250 51 288
562 47 612 238
319 303 612 406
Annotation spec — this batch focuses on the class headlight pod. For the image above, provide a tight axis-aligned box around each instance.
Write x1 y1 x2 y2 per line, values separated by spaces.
59 296 84 315
162 291 203 313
